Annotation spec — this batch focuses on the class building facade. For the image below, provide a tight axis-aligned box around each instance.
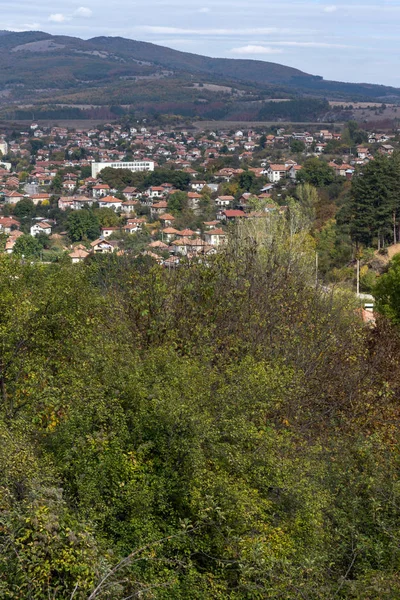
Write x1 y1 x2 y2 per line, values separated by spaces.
91 160 155 178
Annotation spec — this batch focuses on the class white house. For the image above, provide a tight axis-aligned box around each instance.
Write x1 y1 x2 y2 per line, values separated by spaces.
97 195 122 210
4 190 25 204
187 192 202 211
146 186 165 199
203 228 227 247
90 238 113 253
69 246 90 263
267 164 290 183
215 195 234 208
30 221 52 236
101 226 119 238
92 183 110 198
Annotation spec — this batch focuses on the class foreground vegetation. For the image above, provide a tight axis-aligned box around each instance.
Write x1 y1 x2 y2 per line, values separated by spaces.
1 214 400 598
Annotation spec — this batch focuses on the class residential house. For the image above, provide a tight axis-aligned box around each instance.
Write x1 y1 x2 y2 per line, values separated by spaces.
380 144 395 155
5 230 23 254
29 193 51 206
357 147 369 160
162 227 180 242
92 183 110 198
146 186 165 199
150 200 169 218
175 228 196 239
121 200 137 214
159 213 175 228
4 190 25 204
63 180 76 192
148 240 169 252
289 165 303 179
0 217 20 234
187 192 202 211
124 218 146 234
203 220 219 230
215 195 234 208
170 237 192 256
203 228 227 247
90 238 114 253
186 238 206 255
72 197 95 210
191 180 207 191
267 164 290 183
69 246 90 263
218 209 247 222
58 197 74 210
122 186 140 200
163 255 180 268
101 226 120 238
98 195 122 210
30 221 52 236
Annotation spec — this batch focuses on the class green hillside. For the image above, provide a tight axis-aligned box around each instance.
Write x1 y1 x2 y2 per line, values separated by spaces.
0 30 399 120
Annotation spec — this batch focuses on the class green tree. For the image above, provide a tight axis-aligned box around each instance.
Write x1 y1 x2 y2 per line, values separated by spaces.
339 153 400 248
238 170 257 192
374 254 400 323
295 182 319 223
14 198 35 219
290 139 306 153
297 157 336 187
66 210 100 242
95 207 120 228
50 173 63 194
13 234 42 258
168 191 188 214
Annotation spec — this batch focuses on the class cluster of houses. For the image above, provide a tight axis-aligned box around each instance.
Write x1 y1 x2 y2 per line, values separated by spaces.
68 221 229 267
0 215 53 253
0 120 398 262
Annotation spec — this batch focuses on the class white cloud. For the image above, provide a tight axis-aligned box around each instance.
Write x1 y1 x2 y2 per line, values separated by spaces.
140 26 291 35
230 45 283 55
324 5 337 12
74 7 93 18
48 13 67 23
23 22 41 29
198 7 210 13
265 41 350 48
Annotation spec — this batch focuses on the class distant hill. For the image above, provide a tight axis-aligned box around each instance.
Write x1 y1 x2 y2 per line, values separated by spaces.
0 30 399 121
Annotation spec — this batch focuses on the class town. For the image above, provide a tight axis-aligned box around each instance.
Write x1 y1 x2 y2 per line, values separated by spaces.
0 118 396 266
4 11 400 599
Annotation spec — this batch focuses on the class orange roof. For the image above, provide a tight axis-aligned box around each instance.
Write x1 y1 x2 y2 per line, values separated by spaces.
99 195 120 202
206 228 226 235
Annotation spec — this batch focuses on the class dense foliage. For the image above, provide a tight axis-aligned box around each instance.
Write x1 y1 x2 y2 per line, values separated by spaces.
258 98 330 122
339 153 400 248
1 214 400 598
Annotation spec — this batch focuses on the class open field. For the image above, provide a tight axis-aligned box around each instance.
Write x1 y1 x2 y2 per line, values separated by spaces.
192 120 345 130
0 119 111 130
329 101 397 108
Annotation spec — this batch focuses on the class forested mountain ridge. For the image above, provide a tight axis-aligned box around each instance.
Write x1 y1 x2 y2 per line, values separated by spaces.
1 30 400 121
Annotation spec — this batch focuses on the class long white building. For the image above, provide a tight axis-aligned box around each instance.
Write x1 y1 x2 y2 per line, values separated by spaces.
91 160 155 178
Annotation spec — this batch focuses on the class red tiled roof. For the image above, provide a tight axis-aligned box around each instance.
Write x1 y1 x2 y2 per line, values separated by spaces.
223 210 247 218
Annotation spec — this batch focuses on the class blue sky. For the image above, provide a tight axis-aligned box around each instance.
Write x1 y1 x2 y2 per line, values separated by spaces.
4 0 400 86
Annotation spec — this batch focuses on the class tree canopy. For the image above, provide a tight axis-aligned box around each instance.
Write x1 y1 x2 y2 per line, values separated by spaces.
66 209 100 242
296 157 336 187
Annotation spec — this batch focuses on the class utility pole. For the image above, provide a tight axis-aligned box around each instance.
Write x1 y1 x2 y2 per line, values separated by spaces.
356 258 360 296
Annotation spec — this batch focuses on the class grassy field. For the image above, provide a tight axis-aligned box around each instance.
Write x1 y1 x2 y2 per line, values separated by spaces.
192 120 344 130
0 119 111 131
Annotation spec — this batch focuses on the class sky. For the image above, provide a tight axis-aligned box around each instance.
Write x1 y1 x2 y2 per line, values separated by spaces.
3 0 400 87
